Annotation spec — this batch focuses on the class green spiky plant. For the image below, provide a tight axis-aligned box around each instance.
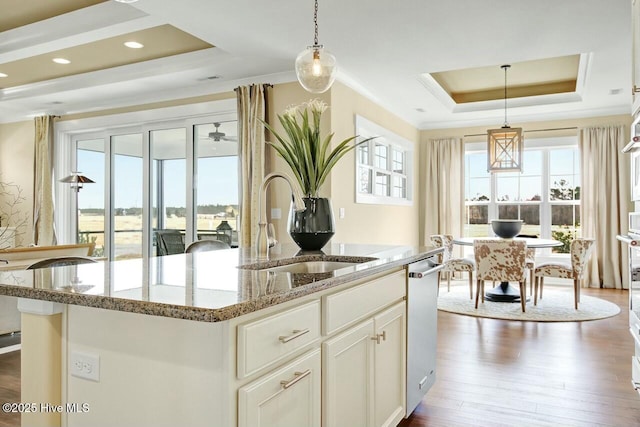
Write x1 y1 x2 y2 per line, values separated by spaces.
261 99 375 198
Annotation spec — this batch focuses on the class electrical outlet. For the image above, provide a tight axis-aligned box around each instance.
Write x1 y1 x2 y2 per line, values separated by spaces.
70 352 100 382
339 207 345 219
271 208 281 219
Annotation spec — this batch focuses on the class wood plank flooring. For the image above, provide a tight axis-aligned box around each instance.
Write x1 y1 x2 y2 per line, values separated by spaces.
0 287 638 427
401 285 640 427
0 349 19 427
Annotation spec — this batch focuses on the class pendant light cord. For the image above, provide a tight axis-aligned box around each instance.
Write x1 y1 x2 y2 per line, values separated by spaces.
503 65 509 128
313 0 319 47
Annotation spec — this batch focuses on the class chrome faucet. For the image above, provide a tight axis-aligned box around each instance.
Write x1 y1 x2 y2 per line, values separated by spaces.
257 173 306 259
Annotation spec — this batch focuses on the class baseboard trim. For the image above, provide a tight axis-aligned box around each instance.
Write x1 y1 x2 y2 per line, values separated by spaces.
0 344 20 354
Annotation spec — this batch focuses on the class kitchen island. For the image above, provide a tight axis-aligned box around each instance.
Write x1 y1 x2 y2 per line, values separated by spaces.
0 243 441 427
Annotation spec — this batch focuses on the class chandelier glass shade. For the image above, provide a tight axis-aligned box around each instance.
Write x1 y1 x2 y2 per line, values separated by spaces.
295 0 337 93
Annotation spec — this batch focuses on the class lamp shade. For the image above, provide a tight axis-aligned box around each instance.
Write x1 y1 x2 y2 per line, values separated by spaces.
295 46 337 94
60 172 94 191
487 126 523 172
60 174 94 185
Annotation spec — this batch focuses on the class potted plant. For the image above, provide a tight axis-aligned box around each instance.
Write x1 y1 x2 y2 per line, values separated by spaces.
262 99 374 250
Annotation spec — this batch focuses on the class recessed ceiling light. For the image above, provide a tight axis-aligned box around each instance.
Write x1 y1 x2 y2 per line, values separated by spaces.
52 58 71 64
114 0 139 3
124 41 144 49
0 73 7 78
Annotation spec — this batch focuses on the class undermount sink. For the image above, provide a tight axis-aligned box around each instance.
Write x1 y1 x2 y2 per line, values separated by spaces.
265 261 359 274
238 256 378 275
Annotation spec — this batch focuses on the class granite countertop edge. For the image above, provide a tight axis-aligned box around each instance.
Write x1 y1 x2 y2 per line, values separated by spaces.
0 248 440 322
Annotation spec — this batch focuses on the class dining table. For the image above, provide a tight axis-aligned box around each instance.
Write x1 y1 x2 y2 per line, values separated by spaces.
452 236 562 303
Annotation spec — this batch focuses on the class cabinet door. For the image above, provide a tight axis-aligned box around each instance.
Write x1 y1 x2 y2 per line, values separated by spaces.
373 302 406 427
323 319 374 427
238 349 321 427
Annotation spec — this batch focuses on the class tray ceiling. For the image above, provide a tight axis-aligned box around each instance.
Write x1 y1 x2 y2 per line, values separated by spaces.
0 0 632 128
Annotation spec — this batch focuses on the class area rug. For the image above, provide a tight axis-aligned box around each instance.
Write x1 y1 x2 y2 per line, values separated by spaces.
437 286 621 322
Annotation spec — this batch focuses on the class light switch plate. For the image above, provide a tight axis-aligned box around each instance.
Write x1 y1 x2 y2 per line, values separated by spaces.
271 208 281 219
339 207 345 219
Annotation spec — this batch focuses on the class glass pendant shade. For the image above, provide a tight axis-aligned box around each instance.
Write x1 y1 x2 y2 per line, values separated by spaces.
295 46 337 94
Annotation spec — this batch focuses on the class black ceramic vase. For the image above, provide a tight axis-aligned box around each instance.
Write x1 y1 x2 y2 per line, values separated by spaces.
288 197 335 250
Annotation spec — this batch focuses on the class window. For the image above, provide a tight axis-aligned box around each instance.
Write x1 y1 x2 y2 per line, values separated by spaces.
464 137 579 253
355 116 413 205
57 100 238 260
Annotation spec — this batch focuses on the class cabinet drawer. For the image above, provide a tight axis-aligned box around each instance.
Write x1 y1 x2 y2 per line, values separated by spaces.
323 270 406 335
238 301 320 378
238 349 321 427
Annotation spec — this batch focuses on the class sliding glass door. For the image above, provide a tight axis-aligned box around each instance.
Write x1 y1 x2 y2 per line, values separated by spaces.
69 117 238 261
112 133 144 259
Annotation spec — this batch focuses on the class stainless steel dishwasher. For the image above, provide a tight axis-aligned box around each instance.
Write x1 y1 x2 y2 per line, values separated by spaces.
406 256 443 415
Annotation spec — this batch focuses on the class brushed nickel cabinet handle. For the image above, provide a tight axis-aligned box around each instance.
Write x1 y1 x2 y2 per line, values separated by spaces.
279 328 310 343
280 370 312 389
371 331 387 344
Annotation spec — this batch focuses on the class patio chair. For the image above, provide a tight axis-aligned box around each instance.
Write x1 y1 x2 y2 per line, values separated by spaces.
155 230 185 255
533 238 595 309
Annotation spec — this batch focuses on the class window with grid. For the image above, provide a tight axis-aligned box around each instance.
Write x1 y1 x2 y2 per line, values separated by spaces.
464 137 579 253
356 116 413 205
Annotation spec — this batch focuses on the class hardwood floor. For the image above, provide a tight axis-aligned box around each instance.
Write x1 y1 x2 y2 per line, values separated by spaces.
401 285 640 427
0 350 19 427
0 287 637 427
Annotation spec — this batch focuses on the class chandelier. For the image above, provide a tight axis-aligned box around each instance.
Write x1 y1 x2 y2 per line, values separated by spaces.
487 65 523 173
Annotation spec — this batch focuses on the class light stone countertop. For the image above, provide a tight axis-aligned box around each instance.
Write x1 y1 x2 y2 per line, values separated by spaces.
0 243 441 322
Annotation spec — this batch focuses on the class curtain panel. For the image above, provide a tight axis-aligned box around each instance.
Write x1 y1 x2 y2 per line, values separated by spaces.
236 84 271 248
33 116 57 246
423 137 465 245
579 125 631 289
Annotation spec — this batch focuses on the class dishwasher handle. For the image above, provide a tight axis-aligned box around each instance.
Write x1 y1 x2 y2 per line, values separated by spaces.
408 258 444 278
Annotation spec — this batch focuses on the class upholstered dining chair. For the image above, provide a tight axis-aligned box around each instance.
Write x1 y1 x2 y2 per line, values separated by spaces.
517 234 538 295
185 239 230 253
473 239 528 312
430 234 475 299
533 238 595 309
525 248 537 295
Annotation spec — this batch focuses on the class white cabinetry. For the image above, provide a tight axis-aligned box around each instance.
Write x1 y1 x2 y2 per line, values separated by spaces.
323 318 374 427
63 267 410 427
238 349 321 427
240 269 407 427
373 302 406 427
323 298 406 427
237 300 321 378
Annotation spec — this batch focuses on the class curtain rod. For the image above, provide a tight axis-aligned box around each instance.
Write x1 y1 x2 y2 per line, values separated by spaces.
463 126 578 138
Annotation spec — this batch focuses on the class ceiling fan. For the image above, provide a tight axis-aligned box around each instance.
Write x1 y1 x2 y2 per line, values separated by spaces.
207 122 237 142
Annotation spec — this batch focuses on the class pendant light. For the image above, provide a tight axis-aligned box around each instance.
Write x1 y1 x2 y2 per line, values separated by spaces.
487 64 523 173
295 0 337 94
